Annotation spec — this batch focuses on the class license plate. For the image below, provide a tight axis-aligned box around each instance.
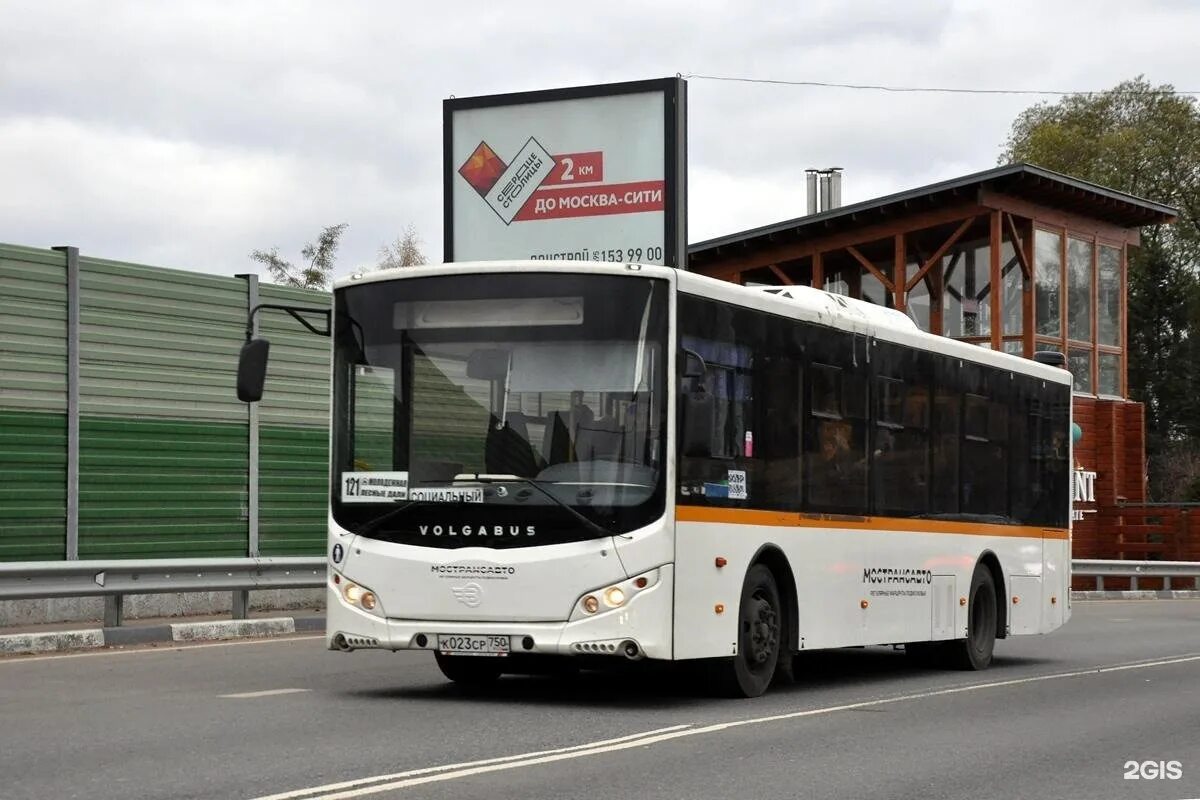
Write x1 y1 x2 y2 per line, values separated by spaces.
437 634 510 656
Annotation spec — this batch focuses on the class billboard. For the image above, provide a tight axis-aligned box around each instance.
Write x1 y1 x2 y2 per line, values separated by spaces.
444 78 687 267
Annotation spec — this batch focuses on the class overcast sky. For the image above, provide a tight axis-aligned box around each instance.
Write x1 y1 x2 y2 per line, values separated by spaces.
2 0 1197 282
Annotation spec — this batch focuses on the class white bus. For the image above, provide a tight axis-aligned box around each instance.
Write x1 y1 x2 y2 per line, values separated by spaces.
239 261 1073 697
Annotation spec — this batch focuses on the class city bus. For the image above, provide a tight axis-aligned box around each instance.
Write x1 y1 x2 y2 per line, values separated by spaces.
237 260 1072 697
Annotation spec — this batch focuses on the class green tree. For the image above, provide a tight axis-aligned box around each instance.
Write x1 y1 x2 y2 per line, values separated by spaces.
1000 76 1200 263
1000 77 1200 498
1127 238 1194 446
251 223 348 290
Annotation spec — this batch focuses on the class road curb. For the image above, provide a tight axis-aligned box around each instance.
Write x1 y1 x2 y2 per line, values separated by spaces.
171 617 296 642
0 628 105 655
0 616 326 656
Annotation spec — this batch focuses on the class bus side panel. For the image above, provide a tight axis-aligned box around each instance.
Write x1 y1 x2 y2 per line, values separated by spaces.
673 519 872 660
672 519 752 660
674 516 1062 660
1042 534 1070 631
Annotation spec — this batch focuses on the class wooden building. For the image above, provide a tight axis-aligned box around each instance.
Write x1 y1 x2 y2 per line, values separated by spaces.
687 164 1191 572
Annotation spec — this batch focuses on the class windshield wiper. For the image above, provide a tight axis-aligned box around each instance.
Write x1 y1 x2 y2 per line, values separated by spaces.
440 474 624 540
356 499 430 537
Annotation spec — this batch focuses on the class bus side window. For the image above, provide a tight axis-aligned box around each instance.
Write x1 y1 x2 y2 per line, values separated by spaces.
678 296 760 504
805 357 867 512
930 359 960 515
873 372 930 516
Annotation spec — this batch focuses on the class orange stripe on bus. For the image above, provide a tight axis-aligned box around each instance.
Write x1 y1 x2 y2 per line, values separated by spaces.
676 505 1070 540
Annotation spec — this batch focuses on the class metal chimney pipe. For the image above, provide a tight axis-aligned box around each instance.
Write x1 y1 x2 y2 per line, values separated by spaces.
806 170 819 215
818 172 831 213
829 168 842 209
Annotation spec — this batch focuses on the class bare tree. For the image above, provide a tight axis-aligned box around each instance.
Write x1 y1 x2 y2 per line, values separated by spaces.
251 223 348 289
1150 442 1200 502
377 225 426 269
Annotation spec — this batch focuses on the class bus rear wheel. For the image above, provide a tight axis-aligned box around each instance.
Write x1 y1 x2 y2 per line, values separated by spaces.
947 563 998 670
710 564 783 698
434 652 503 686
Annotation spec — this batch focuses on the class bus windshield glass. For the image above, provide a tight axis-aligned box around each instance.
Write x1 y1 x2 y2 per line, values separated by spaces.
331 272 668 547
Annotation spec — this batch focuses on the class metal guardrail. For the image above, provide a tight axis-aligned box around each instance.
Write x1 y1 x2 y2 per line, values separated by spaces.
0 557 325 626
1072 559 1200 591
0 558 1196 627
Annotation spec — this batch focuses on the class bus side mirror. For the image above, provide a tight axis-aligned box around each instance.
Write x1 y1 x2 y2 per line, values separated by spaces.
681 386 714 458
237 338 271 403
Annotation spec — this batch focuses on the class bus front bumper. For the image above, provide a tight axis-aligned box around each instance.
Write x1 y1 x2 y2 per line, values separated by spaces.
326 564 674 660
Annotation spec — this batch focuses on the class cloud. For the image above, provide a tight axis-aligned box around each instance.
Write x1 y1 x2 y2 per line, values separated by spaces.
1 0 1197 277
0 115 431 276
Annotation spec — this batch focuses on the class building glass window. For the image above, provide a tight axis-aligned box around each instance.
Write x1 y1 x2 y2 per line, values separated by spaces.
861 269 890 307
1098 245 1122 346
943 240 992 338
1069 348 1093 393
1099 353 1120 396
824 273 849 296
1035 231 1062 337
1068 238 1093 342
1000 239 1022 336
905 259 931 332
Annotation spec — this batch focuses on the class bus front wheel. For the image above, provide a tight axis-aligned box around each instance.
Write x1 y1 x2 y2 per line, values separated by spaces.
710 564 783 698
434 652 502 686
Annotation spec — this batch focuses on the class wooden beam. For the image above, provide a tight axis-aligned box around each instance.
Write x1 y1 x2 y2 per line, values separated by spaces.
1023 217 1035 358
1120 243 1128 397
979 188 1140 244
893 234 906 313
812 251 824 289
930 245 945 335
695 202 989 276
990 211 1002 350
1004 212 1032 281
905 216 976 292
768 264 794 285
846 245 894 292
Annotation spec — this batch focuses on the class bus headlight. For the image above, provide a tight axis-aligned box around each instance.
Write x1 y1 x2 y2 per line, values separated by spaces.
337 577 382 616
573 569 661 619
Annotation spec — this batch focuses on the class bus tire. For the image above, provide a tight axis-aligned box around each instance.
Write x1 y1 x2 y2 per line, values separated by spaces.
434 652 502 686
947 563 998 670
710 563 783 697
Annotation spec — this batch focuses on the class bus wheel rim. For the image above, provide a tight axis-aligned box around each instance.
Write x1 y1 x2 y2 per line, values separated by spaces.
745 593 778 666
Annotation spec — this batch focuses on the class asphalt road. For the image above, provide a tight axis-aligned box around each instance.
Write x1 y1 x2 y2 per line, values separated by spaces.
2 601 1198 800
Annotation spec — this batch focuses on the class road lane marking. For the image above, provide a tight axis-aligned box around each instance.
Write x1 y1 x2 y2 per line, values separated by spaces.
0 635 326 665
220 688 311 699
251 725 693 800
256 651 1200 800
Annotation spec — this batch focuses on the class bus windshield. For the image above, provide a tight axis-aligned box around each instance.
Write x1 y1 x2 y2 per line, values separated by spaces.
331 272 669 548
